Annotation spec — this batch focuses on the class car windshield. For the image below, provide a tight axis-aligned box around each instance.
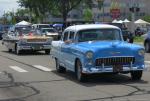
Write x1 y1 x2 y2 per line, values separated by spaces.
39 25 50 28
42 28 57 33
77 29 121 42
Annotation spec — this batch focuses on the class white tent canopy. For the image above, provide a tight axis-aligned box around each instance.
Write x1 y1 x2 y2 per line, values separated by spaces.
112 19 118 23
134 19 149 24
123 19 130 23
117 20 123 23
15 20 31 26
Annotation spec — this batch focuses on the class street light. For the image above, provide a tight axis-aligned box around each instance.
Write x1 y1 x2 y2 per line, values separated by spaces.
129 0 140 34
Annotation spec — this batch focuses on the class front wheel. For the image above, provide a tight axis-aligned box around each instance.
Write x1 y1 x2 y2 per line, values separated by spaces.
145 42 150 53
55 58 66 73
8 49 12 52
76 60 86 82
131 70 143 80
45 49 50 54
15 44 21 55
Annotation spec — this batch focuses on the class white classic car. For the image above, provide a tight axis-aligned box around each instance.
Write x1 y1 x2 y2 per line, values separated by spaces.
2 26 52 55
51 24 145 82
37 28 59 40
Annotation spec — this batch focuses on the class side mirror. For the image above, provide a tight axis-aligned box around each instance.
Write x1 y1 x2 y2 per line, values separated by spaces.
64 40 72 44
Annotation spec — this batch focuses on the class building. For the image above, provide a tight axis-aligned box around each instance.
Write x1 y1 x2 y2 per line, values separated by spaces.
92 0 147 22
45 0 150 23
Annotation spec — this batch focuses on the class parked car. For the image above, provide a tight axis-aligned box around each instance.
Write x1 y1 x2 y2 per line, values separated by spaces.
2 26 52 55
0 31 4 40
144 31 150 52
0 24 12 40
51 24 145 82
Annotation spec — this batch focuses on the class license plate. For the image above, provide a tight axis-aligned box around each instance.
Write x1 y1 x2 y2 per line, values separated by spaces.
113 65 123 72
33 46 40 50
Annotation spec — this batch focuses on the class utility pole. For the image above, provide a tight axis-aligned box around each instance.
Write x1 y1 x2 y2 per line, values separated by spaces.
129 0 140 35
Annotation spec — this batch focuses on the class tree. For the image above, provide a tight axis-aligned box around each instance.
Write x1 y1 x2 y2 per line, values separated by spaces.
18 0 50 23
143 15 150 23
83 8 93 21
2 11 16 24
48 0 82 26
18 0 104 25
18 0 84 24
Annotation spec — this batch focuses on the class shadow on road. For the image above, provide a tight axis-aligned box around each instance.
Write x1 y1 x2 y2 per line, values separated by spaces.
1 50 48 56
52 70 148 86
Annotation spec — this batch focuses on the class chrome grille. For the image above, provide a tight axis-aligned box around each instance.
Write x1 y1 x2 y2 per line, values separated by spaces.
95 57 135 66
27 39 47 42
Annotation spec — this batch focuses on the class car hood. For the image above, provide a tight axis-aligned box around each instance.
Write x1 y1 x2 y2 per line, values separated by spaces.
46 32 58 36
20 35 50 39
75 40 144 57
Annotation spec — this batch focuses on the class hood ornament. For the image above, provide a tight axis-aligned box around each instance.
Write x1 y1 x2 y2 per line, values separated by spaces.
110 51 121 55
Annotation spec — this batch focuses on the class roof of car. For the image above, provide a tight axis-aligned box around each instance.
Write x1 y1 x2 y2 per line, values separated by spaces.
41 28 54 29
32 24 50 25
65 24 120 32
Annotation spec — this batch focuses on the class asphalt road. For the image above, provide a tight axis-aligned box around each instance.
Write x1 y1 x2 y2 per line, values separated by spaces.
0 41 150 101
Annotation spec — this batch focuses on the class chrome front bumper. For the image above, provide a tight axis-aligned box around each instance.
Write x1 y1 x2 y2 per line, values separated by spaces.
18 45 51 50
82 65 146 74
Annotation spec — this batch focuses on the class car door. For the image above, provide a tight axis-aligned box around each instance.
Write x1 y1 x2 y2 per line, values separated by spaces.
60 31 70 67
64 31 76 70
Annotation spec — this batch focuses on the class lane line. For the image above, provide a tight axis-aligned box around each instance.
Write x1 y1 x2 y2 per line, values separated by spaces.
145 64 150 67
9 66 28 73
32 65 52 72
145 61 150 64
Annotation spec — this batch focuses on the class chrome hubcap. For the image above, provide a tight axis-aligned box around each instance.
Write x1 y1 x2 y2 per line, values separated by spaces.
146 43 149 52
77 62 81 80
56 60 59 70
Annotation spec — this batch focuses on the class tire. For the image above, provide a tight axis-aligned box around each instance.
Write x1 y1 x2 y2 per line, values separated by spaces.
45 49 50 54
55 58 66 73
131 70 143 80
145 42 150 53
75 60 86 82
8 49 12 52
15 44 21 55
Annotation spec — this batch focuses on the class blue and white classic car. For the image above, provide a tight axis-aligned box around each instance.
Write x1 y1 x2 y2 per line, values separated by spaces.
51 24 145 82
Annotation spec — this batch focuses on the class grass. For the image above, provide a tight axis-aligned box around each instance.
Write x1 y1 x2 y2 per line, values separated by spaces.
134 36 144 43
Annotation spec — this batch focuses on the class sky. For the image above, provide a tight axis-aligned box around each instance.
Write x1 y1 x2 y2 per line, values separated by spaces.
0 0 19 17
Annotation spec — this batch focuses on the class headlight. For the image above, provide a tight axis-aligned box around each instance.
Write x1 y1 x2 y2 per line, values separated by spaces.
138 49 145 56
86 51 93 59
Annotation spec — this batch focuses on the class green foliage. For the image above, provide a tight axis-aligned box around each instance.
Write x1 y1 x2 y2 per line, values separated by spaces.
18 0 83 23
134 36 144 43
18 0 50 22
128 14 132 21
17 0 104 24
83 8 93 21
143 15 150 23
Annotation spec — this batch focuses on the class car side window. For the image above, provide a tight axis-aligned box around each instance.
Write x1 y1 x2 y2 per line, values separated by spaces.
63 31 69 42
69 31 75 40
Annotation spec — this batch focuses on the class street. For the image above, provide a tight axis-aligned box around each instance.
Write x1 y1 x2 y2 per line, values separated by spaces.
0 41 150 101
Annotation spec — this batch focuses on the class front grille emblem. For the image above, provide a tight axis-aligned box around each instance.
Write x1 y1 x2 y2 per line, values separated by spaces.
110 52 121 55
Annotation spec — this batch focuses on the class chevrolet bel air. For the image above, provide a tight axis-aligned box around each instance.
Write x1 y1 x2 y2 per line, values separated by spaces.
2 27 52 55
51 24 145 82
